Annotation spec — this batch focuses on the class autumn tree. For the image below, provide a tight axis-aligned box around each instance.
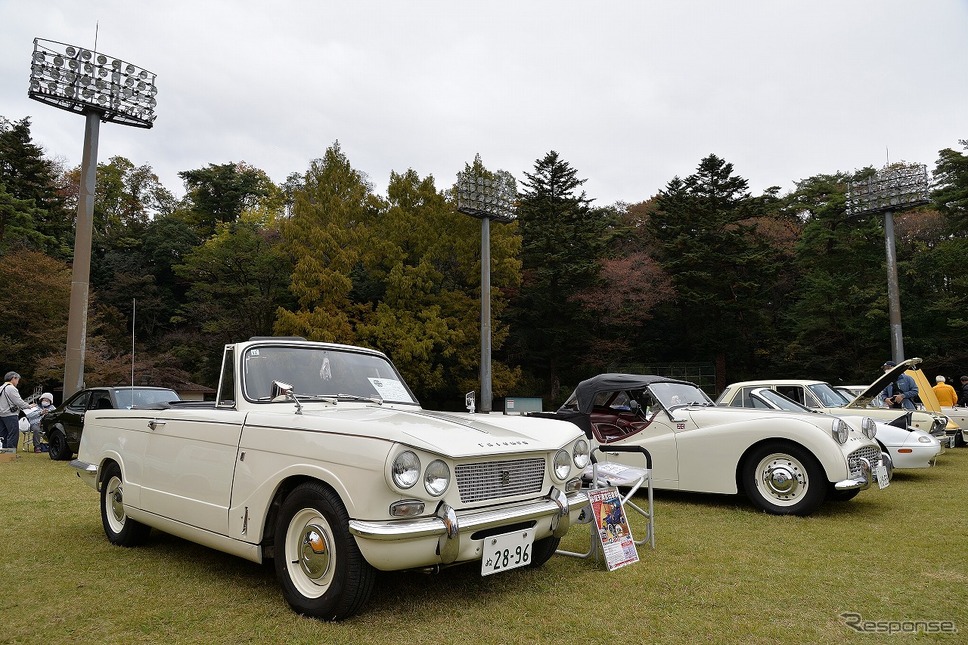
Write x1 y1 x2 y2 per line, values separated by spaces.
178 162 277 238
276 142 382 343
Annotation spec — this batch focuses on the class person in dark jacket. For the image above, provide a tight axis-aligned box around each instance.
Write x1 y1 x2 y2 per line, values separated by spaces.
880 361 918 410
958 376 968 407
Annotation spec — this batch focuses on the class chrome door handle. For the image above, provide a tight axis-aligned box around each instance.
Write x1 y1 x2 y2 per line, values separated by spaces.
148 419 166 431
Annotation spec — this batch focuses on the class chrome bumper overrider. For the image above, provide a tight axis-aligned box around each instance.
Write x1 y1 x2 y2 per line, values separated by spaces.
348 487 588 565
834 456 873 491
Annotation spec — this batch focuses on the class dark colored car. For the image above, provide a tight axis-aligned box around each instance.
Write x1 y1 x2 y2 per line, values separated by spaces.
42 386 179 460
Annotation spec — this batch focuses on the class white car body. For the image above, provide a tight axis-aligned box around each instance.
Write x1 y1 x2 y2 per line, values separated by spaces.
71 338 590 620
542 374 887 517
722 386 941 469
717 360 949 440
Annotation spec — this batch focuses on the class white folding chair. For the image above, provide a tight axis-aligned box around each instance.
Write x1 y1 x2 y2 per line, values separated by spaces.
557 444 655 561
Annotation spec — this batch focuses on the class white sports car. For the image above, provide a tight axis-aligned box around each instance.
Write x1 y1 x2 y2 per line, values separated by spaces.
721 386 941 470
540 374 889 517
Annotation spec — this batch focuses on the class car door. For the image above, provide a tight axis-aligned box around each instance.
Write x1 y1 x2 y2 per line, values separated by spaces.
59 389 94 446
138 407 247 536
600 410 680 489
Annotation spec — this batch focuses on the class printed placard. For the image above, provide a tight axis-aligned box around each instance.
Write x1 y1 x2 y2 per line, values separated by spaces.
587 486 639 571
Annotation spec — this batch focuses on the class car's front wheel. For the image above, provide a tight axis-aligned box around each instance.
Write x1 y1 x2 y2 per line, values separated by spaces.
47 428 71 461
274 482 375 621
100 462 151 546
741 442 826 516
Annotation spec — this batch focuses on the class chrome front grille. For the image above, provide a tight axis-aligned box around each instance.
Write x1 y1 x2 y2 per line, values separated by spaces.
454 458 545 503
848 445 880 478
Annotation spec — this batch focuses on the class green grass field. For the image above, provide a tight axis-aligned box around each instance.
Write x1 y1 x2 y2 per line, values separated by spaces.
2 447 966 644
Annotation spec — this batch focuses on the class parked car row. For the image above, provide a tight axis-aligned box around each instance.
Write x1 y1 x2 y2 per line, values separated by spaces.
57 337 957 621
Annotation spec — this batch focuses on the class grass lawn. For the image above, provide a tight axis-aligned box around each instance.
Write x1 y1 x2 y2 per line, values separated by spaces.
2 447 966 644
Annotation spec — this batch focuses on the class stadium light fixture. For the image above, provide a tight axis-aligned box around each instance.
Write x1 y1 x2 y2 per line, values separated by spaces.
846 163 929 363
457 169 517 414
28 37 158 397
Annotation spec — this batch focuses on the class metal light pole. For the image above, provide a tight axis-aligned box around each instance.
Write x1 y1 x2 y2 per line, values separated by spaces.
846 163 930 363
456 170 517 414
28 38 157 397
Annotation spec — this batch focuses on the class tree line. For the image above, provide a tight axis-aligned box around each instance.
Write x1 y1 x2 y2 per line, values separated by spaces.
2 114 967 409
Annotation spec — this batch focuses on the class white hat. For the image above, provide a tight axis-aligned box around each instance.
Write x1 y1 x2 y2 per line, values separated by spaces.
936 375 946 382
40 392 54 403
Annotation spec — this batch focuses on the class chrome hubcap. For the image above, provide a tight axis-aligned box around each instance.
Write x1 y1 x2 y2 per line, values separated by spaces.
110 480 125 523
759 455 806 500
299 523 331 581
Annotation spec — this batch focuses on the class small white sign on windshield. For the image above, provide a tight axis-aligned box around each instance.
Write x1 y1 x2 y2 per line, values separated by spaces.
369 378 412 402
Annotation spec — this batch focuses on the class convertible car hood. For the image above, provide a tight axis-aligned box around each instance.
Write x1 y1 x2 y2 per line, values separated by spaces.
844 358 923 409
262 405 581 459
681 404 837 430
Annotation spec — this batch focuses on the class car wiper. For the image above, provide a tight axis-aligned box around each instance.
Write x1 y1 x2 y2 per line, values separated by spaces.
301 394 383 405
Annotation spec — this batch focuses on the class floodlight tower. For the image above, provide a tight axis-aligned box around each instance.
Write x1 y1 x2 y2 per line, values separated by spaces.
846 163 930 363
456 170 517 414
28 38 157 397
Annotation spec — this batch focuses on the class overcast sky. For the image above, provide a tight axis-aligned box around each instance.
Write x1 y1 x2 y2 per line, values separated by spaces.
2 0 966 207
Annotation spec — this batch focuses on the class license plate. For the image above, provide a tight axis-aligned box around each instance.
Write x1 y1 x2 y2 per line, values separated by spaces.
481 528 535 576
875 463 890 489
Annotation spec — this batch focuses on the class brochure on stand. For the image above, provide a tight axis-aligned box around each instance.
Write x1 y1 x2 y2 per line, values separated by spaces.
587 486 639 571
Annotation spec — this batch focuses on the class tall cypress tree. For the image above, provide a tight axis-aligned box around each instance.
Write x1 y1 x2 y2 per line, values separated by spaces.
510 151 613 398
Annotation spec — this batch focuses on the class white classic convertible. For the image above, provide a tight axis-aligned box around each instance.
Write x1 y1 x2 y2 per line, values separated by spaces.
540 374 889 517
71 338 590 620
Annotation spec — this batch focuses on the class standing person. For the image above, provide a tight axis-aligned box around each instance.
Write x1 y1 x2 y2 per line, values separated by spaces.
30 392 55 453
1 371 35 450
880 361 919 410
933 376 958 407
959 376 968 407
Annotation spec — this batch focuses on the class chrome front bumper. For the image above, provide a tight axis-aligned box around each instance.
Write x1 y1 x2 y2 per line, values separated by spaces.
348 487 588 565
833 456 873 491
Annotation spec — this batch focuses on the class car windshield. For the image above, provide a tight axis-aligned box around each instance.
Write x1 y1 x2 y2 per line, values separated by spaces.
649 382 714 410
242 345 418 405
753 389 811 412
806 383 851 408
113 388 178 408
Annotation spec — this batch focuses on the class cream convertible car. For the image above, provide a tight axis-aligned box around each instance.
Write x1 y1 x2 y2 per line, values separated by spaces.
71 338 591 621
537 374 889 517
718 386 941 470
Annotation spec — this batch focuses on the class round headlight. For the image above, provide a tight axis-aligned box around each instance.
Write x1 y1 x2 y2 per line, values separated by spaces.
573 439 590 469
861 417 877 439
918 434 934 444
831 418 849 444
392 450 420 489
424 459 450 497
553 449 571 480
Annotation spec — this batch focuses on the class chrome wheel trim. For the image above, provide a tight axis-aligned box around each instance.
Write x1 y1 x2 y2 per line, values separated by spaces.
286 508 335 598
755 452 809 506
105 475 126 533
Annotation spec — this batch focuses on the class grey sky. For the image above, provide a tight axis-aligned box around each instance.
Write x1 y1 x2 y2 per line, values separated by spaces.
2 0 966 206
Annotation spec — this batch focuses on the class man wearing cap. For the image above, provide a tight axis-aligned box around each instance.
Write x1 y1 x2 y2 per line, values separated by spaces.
880 361 918 410
933 376 958 407
1 371 35 450
958 376 968 407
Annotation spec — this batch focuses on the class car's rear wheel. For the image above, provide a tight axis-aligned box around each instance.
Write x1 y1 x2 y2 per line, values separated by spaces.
100 462 151 546
274 482 375 621
742 442 826 516
47 429 71 461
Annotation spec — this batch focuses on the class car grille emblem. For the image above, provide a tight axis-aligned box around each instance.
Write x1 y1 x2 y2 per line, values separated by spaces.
500 470 511 487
